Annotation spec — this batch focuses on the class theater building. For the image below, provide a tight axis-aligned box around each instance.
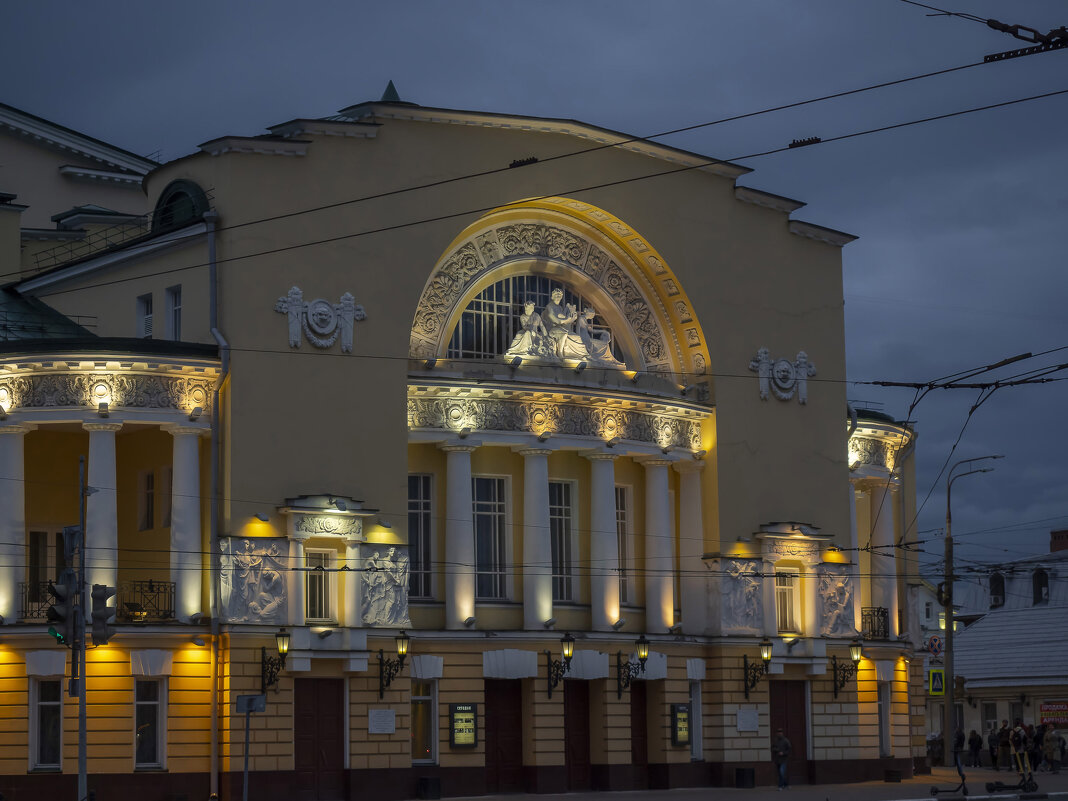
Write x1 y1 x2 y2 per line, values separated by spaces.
0 89 922 800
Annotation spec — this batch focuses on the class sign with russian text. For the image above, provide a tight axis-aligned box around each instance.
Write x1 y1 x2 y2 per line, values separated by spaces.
1041 701 1068 726
449 703 477 748
929 668 945 696
368 708 396 734
671 703 691 746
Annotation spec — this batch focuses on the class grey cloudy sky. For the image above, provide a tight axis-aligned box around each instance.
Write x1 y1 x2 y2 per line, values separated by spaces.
4 1 1067 580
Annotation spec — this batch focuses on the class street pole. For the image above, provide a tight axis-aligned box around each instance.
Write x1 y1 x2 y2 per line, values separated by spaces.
943 455 1002 761
78 455 88 801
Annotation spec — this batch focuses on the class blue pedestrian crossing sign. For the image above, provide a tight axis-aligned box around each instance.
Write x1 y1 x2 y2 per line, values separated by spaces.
929 668 945 696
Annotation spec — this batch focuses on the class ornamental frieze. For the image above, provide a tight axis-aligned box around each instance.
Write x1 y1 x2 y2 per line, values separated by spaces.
406 395 702 451
294 514 362 537
0 373 213 413
848 436 895 472
763 538 820 560
410 221 680 374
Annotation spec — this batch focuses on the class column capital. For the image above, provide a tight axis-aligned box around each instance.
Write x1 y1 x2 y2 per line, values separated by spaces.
438 441 480 453
165 423 210 437
672 460 706 474
0 423 34 435
516 447 553 457
636 456 674 468
82 421 123 433
582 450 619 462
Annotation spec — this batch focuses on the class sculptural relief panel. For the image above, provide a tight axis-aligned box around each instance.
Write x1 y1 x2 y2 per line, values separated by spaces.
817 565 856 637
360 544 411 627
219 537 289 624
0 373 213 413
722 559 764 634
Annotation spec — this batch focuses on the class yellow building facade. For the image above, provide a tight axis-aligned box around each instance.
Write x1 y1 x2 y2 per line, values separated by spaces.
0 93 922 800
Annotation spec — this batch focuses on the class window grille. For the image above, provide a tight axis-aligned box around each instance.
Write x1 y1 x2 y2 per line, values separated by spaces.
305 550 333 622
615 486 629 604
549 481 573 601
473 477 507 599
408 475 433 598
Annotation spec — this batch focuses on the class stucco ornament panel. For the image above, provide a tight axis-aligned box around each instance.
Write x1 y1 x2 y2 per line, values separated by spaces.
294 514 362 538
849 436 895 472
763 538 820 561
748 348 817 404
722 559 764 634
410 221 678 373
0 373 213 413
360 545 411 627
406 395 701 451
818 565 857 637
274 286 366 353
219 537 288 624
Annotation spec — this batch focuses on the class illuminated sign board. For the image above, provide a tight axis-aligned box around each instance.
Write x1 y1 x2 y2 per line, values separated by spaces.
671 703 691 747
449 703 477 748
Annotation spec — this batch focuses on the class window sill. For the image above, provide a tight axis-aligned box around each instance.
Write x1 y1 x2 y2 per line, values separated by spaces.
134 766 167 772
29 766 62 773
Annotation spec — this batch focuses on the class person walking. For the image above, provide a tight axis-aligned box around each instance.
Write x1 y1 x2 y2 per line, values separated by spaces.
968 729 983 767
771 727 792 790
1044 728 1064 774
988 726 1000 771
998 719 1012 770
952 726 966 778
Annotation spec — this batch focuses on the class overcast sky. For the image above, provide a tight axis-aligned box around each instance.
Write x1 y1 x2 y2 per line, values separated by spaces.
5 1 1066 585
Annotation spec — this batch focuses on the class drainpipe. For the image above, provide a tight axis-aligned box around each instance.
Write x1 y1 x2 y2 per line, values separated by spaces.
205 210 230 798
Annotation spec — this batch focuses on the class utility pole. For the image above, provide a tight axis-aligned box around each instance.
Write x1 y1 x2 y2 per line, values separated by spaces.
943 455 1002 758
78 455 89 801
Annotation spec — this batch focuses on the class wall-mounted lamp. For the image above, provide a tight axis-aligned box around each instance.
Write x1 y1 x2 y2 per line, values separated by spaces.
543 617 556 629
261 628 290 693
97 402 109 417
509 356 522 368
616 634 650 699
661 445 674 455
188 406 203 421
463 616 476 628
611 618 626 631
537 431 551 443
191 636 206 647
254 513 270 522
378 630 410 698
831 639 863 699
331 499 347 512
574 361 587 374
693 450 707 460
318 629 334 640
377 518 392 529
424 358 437 369
458 427 471 439
668 623 682 635
743 638 773 699
681 384 699 396
545 631 575 699
630 373 640 384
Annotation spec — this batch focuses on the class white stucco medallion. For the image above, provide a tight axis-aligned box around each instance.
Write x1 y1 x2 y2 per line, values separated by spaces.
748 347 816 404
274 286 366 353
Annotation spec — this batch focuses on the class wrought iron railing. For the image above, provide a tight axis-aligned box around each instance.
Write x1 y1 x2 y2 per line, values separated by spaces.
862 606 890 640
19 581 52 620
117 580 175 623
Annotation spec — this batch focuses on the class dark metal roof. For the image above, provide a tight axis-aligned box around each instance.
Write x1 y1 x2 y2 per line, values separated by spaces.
0 335 219 359
0 288 92 341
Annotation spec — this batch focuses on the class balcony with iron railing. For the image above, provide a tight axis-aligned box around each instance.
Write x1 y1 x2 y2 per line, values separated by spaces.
18 579 176 623
862 605 891 640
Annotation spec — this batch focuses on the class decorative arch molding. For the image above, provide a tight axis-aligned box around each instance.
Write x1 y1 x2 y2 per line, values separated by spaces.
409 197 710 378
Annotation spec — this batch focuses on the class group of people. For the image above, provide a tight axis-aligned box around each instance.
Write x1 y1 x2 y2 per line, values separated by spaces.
502 289 623 367
954 719 1065 774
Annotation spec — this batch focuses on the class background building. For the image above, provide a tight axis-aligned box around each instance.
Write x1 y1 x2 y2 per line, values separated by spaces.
0 89 923 800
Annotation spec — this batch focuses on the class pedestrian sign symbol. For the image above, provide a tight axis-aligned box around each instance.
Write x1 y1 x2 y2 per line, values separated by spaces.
929 668 945 696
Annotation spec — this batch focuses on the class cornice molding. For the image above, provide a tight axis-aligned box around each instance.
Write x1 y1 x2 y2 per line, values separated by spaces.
197 136 309 157
788 220 858 248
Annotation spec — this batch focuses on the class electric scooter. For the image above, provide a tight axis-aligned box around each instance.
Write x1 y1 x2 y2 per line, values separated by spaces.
986 749 1038 794
930 752 968 797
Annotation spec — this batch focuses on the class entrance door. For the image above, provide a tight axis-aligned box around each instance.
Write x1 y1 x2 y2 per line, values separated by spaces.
294 678 345 801
564 680 591 791
769 680 808 785
630 681 649 789
484 679 524 793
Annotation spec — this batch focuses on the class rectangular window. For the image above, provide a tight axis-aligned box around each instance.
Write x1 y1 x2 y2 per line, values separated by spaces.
305 549 335 622
28 531 67 602
615 486 630 604
473 477 506 599
688 680 703 762
775 570 800 634
160 466 173 528
408 475 433 598
136 293 153 339
32 678 62 770
411 679 437 764
877 681 891 757
549 481 573 602
134 679 164 768
138 470 155 531
165 285 182 341
924 601 932 622
982 702 998 734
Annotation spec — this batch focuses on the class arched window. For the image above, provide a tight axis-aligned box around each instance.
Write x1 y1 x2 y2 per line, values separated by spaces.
989 573 1005 609
446 275 618 361
152 180 209 233
1033 569 1049 606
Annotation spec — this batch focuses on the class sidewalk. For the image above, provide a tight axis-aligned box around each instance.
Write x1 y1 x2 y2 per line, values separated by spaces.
455 765 1068 801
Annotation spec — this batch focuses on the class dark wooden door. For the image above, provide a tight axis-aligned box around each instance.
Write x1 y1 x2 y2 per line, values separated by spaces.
630 681 649 789
564 680 591 791
484 679 524 793
294 678 345 801
769 680 808 785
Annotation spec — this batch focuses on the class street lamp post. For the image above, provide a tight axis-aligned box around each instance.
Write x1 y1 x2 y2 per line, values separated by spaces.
943 455 1002 755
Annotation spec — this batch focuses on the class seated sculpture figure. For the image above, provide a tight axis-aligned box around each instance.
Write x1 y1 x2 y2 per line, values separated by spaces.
503 301 557 362
500 288 625 369
576 307 623 367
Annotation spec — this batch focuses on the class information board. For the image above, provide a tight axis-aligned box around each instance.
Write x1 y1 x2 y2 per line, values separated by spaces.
1040 701 1068 726
449 703 478 748
671 703 691 747
368 708 396 734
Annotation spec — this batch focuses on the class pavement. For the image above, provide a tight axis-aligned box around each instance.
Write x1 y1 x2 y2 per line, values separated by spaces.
454 765 1068 801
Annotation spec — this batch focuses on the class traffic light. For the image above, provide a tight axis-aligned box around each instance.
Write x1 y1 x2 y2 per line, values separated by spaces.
46 574 76 647
90 584 116 646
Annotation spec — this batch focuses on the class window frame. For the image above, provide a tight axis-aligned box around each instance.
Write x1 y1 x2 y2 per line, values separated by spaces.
165 285 182 341
615 485 633 605
304 548 337 623
410 678 438 765
989 572 1005 609
136 293 153 339
134 678 167 770
407 474 434 600
548 479 576 602
774 567 801 635
472 475 510 601
1033 569 1049 606
688 680 703 762
30 676 63 771
137 469 155 531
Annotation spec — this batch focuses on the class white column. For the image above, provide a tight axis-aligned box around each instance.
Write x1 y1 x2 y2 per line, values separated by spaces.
440 443 477 630
849 483 862 632
289 534 307 628
344 535 360 627
0 424 29 624
674 461 707 635
642 459 674 634
83 422 122 589
869 483 899 636
519 448 553 630
168 425 204 622
586 452 619 632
